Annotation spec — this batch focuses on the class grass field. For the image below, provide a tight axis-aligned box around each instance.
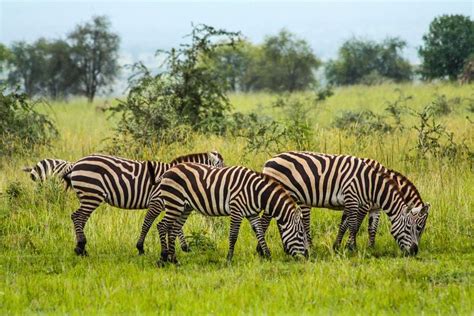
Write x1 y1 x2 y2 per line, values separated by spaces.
0 83 473 314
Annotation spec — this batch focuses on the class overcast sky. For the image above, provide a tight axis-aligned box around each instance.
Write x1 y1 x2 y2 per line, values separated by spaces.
1 1 472 64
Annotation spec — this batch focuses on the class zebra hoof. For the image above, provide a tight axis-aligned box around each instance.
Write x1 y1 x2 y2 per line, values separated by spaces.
346 244 357 252
168 255 180 266
156 260 167 268
74 247 88 256
181 245 191 253
256 244 264 256
138 249 145 256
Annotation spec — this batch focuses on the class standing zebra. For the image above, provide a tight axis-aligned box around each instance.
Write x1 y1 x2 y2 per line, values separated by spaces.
261 152 430 255
335 157 429 248
63 151 224 256
148 163 308 264
22 158 73 184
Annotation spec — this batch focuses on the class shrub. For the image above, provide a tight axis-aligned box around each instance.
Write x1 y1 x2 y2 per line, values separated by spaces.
109 25 241 147
332 110 393 136
413 105 472 161
0 87 58 157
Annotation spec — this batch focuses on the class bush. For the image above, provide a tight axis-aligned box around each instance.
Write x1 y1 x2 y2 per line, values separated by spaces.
413 105 472 161
0 87 58 157
332 110 393 136
109 25 241 147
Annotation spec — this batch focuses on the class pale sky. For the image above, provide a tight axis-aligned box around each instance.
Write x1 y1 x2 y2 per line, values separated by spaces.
1 0 472 64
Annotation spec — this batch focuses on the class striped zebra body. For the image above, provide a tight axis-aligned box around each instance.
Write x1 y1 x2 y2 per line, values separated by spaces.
262 152 429 255
338 158 427 248
64 151 224 256
149 163 308 264
23 158 73 183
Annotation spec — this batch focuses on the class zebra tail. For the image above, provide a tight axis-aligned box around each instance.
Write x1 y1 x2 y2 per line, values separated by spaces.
62 168 73 191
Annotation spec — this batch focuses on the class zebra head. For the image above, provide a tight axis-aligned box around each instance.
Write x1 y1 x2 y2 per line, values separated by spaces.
208 151 225 167
392 203 430 256
277 207 309 259
22 166 40 181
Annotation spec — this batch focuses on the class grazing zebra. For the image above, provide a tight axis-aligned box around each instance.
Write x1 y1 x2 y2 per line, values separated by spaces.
22 158 73 184
335 157 428 248
63 151 224 256
148 163 308 264
261 152 430 255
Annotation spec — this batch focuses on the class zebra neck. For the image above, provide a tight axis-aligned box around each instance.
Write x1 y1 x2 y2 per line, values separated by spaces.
378 187 407 223
257 182 284 221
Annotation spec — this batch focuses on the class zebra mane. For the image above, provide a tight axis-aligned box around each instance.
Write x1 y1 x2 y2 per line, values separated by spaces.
169 151 218 164
362 157 423 205
386 168 424 204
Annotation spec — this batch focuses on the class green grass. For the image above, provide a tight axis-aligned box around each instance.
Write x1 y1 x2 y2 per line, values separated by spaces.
1 83 473 314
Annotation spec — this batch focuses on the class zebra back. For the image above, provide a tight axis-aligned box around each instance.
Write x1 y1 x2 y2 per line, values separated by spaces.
149 151 225 185
156 163 307 256
362 158 424 208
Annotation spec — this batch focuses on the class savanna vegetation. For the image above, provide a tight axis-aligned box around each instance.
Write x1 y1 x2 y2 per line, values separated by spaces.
1 13 473 315
0 82 473 314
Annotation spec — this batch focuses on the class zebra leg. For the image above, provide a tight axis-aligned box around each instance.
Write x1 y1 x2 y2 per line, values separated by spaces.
167 209 192 265
333 212 349 250
227 213 244 262
178 228 190 253
347 209 366 251
136 207 162 255
301 205 312 247
256 212 272 256
70 200 100 256
156 205 183 264
248 215 271 259
368 210 381 248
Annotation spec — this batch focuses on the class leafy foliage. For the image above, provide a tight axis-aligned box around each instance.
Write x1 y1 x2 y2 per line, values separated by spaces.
419 14 474 81
109 25 241 146
413 105 472 161
0 87 58 157
332 110 393 135
204 29 321 92
326 37 412 85
68 16 120 102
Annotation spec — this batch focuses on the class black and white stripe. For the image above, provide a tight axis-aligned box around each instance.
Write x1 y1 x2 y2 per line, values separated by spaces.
262 152 429 255
148 163 308 264
334 157 429 248
63 151 224 256
23 158 73 183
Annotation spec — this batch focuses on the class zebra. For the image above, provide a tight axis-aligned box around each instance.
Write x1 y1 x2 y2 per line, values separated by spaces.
63 151 224 256
147 163 308 264
22 158 73 184
261 152 430 255
335 157 429 248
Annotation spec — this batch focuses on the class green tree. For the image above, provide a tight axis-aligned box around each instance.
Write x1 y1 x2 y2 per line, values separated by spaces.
44 39 78 99
110 24 241 147
68 16 120 102
419 15 474 81
202 40 262 92
258 29 321 92
7 40 48 97
326 37 412 85
0 43 12 74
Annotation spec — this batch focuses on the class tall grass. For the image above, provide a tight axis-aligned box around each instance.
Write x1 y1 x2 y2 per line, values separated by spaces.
0 83 473 314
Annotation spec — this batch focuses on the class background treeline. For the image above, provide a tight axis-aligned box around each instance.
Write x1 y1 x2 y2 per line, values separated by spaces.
0 16 119 102
0 14 473 102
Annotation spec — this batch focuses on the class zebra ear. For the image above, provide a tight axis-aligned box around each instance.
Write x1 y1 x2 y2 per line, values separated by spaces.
421 203 430 215
22 167 32 172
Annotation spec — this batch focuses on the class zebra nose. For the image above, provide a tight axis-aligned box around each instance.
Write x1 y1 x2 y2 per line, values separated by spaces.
408 244 418 256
